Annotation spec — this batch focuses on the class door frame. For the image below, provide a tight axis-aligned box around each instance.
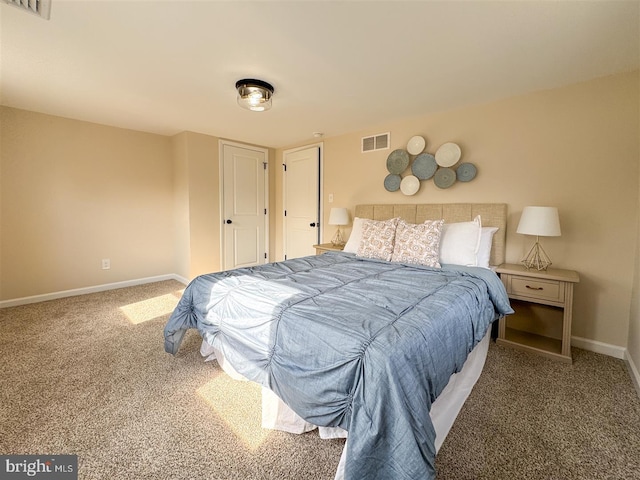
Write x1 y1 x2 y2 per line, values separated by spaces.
282 142 323 259
219 139 270 268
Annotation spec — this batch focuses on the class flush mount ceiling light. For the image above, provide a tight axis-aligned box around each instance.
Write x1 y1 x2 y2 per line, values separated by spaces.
235 79 274 112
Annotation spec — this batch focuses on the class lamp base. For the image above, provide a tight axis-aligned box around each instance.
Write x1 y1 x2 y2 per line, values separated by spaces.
331 228 345 247
521 238 552 271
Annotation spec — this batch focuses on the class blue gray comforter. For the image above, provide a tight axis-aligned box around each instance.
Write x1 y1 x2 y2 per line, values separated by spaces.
164 252 512 479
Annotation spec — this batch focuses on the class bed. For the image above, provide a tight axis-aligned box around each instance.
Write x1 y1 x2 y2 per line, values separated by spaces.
165 203 513 480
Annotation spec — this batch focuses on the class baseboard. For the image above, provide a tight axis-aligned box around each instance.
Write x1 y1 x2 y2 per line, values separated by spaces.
0 274 189 308
570 335 626 359
570 336 640 397
626 350 640 398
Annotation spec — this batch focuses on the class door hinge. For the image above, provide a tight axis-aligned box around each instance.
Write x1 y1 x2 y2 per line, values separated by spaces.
264 253 267 259
264 208 267 215
284 254 287 260
282 163 287 172
284 210 287 217
263 162 267 170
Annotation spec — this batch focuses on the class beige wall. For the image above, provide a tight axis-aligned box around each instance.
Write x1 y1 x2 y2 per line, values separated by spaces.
0 107 174 300
0 109 274 300
629 207 640 380
2 72 639 356
276 71 640 349
171 131 223 281
183 132 222 279
172 132 191 280
173 134 277 280
629 101 640 378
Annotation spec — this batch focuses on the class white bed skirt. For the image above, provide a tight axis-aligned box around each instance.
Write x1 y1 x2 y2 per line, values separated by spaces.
201 329 491 479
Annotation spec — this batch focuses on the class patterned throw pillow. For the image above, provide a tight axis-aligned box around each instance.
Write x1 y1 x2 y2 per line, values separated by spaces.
391 219 444 267
356 218 400 261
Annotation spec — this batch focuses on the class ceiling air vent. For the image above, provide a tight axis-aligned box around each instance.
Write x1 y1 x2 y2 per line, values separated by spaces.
361 132 390 153
2 0 51 20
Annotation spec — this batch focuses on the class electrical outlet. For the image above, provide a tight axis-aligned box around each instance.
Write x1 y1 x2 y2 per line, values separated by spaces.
101 259 111 270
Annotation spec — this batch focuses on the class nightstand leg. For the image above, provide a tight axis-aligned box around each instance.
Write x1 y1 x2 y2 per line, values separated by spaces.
561 283 574 360
498 316 506 340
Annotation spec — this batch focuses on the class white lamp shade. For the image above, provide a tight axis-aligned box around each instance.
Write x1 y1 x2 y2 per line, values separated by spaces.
517 206 561 237
328 208 350 226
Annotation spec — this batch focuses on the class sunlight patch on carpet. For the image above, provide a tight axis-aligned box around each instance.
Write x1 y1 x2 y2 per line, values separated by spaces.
197 375 271 451
120 292 182 324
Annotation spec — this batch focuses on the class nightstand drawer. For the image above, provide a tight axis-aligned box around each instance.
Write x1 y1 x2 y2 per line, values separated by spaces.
509 276 563 302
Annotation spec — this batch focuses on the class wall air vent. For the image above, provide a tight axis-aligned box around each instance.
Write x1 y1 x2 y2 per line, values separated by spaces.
361 132 390 153
2 0 51 20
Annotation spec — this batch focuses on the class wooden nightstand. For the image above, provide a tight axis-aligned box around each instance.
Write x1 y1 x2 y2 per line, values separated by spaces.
495 263 579 364
313 243 345 255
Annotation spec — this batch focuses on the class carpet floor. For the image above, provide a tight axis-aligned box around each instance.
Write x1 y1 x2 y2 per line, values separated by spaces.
1 280 639 479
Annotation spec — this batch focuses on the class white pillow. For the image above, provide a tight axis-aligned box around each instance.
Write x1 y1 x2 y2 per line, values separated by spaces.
343 217 365 253
439 215 482 266
391 219 444 267
477 227 499 268
356 218 399 261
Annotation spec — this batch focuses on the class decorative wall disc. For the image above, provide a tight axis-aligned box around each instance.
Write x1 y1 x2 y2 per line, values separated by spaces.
400 175 420 196
384 173 402 192
435 142 461 167
412 153 437 180
386 149 410 174
407 136 426 155
434 167 456 189
456 163 477 182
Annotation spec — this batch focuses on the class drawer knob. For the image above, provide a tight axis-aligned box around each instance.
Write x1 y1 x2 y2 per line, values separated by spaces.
525 285 543 290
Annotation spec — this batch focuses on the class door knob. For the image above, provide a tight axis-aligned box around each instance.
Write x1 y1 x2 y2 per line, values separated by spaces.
309 222 316 227
225 219 233 224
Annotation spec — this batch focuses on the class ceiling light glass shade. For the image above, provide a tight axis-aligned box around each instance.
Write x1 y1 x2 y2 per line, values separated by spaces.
236 79 274 112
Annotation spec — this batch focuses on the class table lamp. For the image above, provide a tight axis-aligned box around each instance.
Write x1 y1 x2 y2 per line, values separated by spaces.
328 207 350 246
517 206 561 270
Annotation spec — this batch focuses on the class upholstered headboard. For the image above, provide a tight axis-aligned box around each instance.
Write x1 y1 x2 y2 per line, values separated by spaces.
354 203 508 266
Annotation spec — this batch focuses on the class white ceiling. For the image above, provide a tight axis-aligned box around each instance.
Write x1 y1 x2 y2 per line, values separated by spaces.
1 1 638 148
